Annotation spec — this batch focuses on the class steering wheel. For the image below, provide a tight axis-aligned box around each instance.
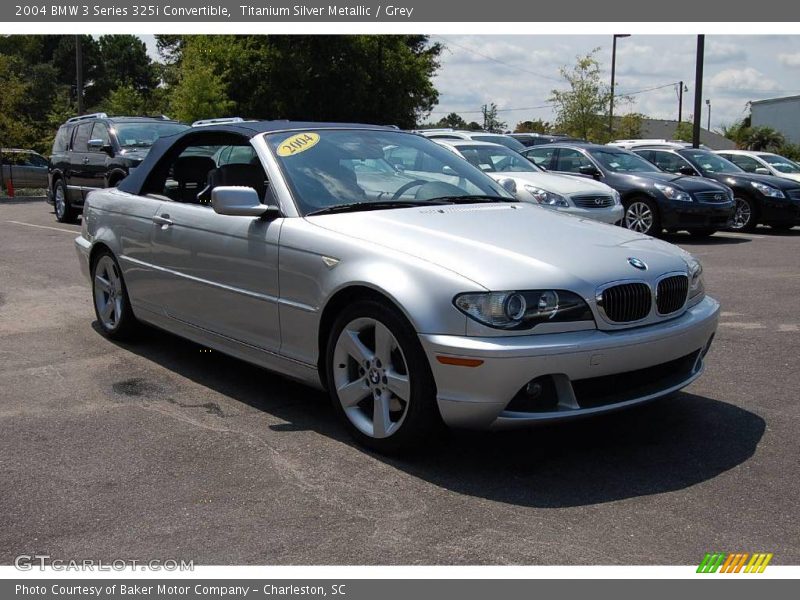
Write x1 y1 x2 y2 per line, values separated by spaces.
391 179 429 200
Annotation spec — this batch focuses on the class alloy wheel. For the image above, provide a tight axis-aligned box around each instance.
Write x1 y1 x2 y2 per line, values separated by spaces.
332 317 411 439
731 197 752 230
625 201 654 233
54 185 66 220
93 255 124 331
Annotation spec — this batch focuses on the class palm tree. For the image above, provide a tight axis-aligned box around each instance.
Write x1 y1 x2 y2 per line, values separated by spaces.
746 127 785 152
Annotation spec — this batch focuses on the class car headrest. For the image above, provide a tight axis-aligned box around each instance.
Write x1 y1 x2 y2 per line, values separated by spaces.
206 163 267 198
173 156 216 182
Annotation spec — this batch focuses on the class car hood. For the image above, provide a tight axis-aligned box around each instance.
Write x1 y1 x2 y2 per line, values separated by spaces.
488 171 615 195
307 202 692 291
624 171 730 192
710 171 800 190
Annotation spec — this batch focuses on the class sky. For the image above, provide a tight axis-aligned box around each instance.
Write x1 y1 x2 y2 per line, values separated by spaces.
140 34 800 131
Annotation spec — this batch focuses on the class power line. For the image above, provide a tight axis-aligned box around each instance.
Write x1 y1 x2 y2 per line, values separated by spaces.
433 36 563 83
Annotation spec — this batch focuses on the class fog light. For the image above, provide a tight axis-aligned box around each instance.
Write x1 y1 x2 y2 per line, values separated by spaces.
506 375 559 412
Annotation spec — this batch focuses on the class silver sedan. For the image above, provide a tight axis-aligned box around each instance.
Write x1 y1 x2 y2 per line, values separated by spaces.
75 122 719 453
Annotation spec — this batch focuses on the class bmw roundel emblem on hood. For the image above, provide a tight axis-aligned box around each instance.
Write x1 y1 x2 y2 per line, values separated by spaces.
628 257 648 271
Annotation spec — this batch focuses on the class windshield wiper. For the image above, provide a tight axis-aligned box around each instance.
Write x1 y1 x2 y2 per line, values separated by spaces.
424 194 517 204
306 200 447 216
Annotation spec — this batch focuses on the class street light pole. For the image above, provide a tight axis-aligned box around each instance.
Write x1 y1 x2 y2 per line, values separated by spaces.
706 99 712 131
75 35 84 115
692 35 705 149
678 81 684 123
609 34 630 138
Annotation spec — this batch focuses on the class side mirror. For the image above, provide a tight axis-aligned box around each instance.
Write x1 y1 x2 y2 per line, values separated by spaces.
88 139 114 156
578 164 600 178
678 165 697 176
441 165 458 176
755 167 770 175
211 186 280 218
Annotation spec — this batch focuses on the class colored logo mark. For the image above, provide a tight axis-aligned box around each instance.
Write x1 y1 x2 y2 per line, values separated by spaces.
697 552 773 573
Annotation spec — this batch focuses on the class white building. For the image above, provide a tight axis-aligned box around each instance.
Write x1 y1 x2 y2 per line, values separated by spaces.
751 95 800 145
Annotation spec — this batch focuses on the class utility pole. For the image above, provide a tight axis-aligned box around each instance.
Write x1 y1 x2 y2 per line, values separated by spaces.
609 34 630 137
75 35 84 114
692 35 705 149
706 99 712 131
677 81 684 123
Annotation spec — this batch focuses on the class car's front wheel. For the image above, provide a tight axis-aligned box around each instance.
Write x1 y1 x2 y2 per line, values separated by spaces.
730 196 758 232
326 299 443 454
91 250 139 340
53 179 78 223
623 197 661 236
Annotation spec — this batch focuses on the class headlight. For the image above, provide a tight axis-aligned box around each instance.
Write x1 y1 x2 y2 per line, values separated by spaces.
688 259 704 299
612 189 621 205
750 181 785 198
654 183 692 202
454 290 593 330
523 185 569 207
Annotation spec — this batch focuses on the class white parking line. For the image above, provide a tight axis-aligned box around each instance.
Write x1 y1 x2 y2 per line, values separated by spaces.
778 324 799 332
718 322 766 330
6 220 77 234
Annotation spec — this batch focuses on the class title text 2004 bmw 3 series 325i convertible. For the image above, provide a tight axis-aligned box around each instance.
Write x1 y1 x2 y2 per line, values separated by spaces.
75 122 719 453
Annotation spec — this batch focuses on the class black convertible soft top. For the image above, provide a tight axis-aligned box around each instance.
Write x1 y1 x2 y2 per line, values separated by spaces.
117 120 392 196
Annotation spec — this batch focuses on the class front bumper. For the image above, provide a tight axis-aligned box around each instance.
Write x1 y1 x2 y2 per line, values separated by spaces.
661 200 734 231
556 204 624 224
420 295 719 429
75 235 91 280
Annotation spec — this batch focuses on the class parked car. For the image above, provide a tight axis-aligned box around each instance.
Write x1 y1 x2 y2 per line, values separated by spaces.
523 143 735 237
716 149 800 184
48 112 188 222
509 133 586 147
75 121 718 453
632 146 800 232
416 129 527 152
435 139 622 224
609 139 711 151
1 148 49 189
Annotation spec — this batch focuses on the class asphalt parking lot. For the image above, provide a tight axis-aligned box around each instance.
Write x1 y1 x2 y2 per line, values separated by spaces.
0 199 798 566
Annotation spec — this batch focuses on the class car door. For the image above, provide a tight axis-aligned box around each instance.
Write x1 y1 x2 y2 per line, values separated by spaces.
84 122 112 190
553 148 598 178
149 201 283 353
26 152 50 188
650 150 695 175
522 146 557 169
725 154 764 174
68 122 94 200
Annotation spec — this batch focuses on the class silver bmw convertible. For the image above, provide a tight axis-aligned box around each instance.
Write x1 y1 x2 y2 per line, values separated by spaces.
75 121 719 453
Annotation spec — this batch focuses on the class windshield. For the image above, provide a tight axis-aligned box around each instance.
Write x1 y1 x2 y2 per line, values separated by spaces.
265 129 510 215
588 148 661 173
113 122 189 148
758 154 800 174
470 134 526 152
456 144 540 173
680 150 743 174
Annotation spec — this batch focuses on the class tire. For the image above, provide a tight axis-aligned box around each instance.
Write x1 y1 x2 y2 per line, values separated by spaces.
768 223 794 232
326 299 444 454
689 229 717 238
730 195 758 232
623 197 661 236
91 250 139 340
53 178 78 224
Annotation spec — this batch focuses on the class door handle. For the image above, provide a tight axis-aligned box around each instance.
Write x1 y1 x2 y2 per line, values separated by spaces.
152 215 173 227
82 157 90 164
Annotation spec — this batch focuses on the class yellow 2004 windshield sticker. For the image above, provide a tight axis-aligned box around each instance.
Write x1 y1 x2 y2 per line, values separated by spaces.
277 132 320 157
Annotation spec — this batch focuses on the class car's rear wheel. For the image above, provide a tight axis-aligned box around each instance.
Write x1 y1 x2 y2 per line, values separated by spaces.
91 251 139 340
730 196 757 232
326 300 443 454
54 179 78 223
623 197 660 236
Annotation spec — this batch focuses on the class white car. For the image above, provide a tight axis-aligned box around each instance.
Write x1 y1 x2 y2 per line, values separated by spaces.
435 139 623 225
715 150 800 184
416 129 527 153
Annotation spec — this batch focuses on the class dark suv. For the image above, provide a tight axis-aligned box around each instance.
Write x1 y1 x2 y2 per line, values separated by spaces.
632 146 800 232
48 113 188 222
523 143 735 237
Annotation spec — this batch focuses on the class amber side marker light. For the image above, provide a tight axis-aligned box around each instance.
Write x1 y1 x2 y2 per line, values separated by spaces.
436 356 484 367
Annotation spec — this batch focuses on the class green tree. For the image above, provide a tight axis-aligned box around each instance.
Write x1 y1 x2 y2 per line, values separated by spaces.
514 119 551 134
674 120 695 142
550 48 613 142
616 112 644 139
169 41 234 123
160 35 442 128
0 55 37 150
481 103 506 132
96 35 158 94
720 119 751 148
777 143 800 162
437 112 468 129
745 126 785 152
105 85 147 116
